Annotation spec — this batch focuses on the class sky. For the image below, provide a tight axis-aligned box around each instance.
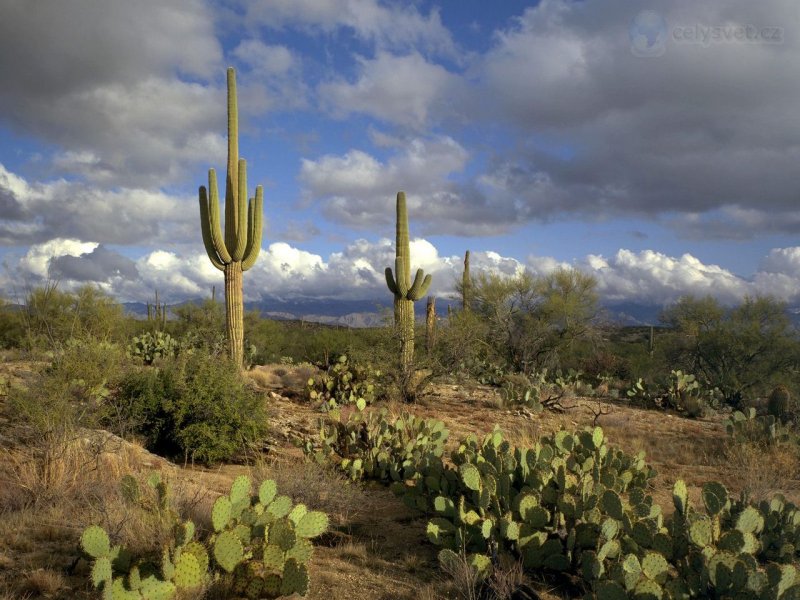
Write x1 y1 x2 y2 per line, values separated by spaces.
1 0 799 309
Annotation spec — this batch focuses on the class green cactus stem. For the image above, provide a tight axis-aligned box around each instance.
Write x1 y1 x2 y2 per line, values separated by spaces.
385 191 431 399
198 67 263 366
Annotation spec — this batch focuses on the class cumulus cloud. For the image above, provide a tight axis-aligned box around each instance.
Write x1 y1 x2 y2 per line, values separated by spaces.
466 0 800 234
578 249 750 305
319 51 461 128
244 0 458 58
299 136 530 235
0 0 224 186
0 164 196 245
10 234 800 309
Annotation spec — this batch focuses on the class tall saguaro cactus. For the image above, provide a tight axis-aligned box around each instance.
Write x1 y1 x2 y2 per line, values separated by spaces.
385 192 431 398
198 67 263 366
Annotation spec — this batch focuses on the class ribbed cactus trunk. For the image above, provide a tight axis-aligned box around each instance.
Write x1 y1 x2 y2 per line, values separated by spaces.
224 262 244 365
198 68 263 367
385 191 432 401
398 298 414 369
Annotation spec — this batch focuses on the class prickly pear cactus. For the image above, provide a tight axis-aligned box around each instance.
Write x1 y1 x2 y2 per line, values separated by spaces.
81 475 328 599
127 331 178 365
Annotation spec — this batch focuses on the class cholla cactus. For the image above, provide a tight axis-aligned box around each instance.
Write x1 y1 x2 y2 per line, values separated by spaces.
198 68 263 366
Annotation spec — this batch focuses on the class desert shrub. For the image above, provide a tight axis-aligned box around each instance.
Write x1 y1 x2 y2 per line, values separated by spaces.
582 349 631 382
113 352 267 463
21 283 126 350
660 295 800 407
0 300 24 349
8 338 125 435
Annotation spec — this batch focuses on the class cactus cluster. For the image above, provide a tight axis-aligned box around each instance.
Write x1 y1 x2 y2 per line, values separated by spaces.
146 290 167 330
664 480 800 599
127 331 178 365
305 354 379 411
309 410 800 598
81 520 207 600
305 403 448 484
81 475 327 600
724 407 794 446
769 385 795 424
208 475 328 598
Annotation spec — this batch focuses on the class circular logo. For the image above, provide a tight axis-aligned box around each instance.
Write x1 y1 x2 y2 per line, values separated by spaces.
629 10 668 57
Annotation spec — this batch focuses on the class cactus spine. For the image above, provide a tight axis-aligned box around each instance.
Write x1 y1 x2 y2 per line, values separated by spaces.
198 68 263 366
462 250 471 311
385 192 431 398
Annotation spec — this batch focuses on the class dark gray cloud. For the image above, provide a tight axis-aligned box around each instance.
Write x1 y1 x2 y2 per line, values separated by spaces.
50 245 139 283
470 0 800 236
302 0 800 238
0 0 225 187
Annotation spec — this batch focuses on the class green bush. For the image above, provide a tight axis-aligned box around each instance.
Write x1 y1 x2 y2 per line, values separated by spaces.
9 338 125 435
114 352 267 463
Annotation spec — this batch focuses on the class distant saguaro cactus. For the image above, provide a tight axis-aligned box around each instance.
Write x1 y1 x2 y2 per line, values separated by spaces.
426 295 436 354
385 192 431 399
146 289 167 330
462 250 471 311
198 68 263 366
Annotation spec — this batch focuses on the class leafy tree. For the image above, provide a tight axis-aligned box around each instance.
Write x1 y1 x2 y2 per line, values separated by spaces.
660 295 800 405
468 267 600 374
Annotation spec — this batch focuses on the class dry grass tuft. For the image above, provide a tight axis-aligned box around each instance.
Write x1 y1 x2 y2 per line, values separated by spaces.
724 441 800 502
255 458 367 525
19 568 65 597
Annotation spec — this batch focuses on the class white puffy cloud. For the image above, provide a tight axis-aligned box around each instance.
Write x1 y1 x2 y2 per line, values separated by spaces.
299 136 530 235
319 51 461 128
19 239 99 279
231 40 309 111
0 163 196 245
578 249 750 305
10 235 800 309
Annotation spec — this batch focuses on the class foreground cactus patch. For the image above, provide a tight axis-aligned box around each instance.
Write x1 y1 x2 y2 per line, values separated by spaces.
81 475 327 599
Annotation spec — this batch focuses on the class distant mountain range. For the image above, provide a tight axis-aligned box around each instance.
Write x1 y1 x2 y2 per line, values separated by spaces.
122 296 672 327
46 296 800 328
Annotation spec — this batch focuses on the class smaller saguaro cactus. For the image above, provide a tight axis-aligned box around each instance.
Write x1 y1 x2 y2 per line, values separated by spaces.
462 250 471 311
385 191 431 399
146 289 167 330
426 296 436 355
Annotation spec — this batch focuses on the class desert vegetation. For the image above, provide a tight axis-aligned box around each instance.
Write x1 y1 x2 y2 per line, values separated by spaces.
2 69 800 600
